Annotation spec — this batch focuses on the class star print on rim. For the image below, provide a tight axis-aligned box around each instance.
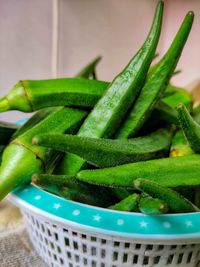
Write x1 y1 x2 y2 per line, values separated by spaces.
9 184 200 241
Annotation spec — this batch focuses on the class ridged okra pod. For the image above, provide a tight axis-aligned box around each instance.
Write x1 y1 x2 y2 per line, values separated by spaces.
57 1 164 175
33 128 172 168
0 107 87 200
177 104 200 153
116 11 194 138
77 154 200 188
134 178 198 213
109 193 140 212
139 194 169 215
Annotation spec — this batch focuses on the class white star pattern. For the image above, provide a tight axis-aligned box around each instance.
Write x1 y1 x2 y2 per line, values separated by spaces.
93 214 101 222
53 203 61 210
117 219 124 226
163 222 171 229
139 221 148 228
73 210 80 216
34 195 41 200
185 221 193 227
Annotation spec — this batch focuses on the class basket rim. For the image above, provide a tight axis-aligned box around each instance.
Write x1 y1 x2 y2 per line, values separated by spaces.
9 184 200 243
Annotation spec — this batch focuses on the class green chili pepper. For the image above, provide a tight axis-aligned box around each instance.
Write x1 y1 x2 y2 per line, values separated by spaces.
134 178 198 213
109 193 140 212
139 194 169 215
116 11 194 138
57 1 164 175
77 154 200 188
0 107 87 200
33 128 172 168
177 104 200 153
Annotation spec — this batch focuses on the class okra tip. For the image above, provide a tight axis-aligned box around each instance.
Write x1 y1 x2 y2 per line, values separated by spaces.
0 96 9 112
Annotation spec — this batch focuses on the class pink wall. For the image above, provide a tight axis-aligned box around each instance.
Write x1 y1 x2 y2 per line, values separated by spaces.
0 0 199 122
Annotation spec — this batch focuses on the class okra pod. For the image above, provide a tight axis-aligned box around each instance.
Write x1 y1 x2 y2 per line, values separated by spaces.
139 194 169 215
134 178 198 213
116 11 194 138
75 56 101 79
109 193 140 212
33 128 172 168
77 154 200 188
0 107 87 200
33 174 114 207
57 1 164 175
177 104 200 153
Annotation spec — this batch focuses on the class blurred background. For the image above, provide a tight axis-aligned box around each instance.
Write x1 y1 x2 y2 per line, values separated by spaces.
0 0 199 122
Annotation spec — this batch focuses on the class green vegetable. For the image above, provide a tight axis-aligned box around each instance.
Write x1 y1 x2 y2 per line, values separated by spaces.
111 188 131 200
0 107 87 200
177 104 200 153
57 1 164 175
116 11 194 138
170 129 194 157
109 193 140 212
75 56 101 79
0 121 19 145
32 173 114 207
33 128 172 168
0 78 109 112
162 85 193 110
77 154 200 188
12 107 59 139
152 101 178 125
134 178 198 213
139 194 169 214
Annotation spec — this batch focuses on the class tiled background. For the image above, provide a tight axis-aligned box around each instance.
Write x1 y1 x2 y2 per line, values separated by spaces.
0 0 200 122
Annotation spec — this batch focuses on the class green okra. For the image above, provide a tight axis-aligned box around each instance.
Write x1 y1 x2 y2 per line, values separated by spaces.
134 178 198 213
75 56 101 79
33 173 114 207
177 104 200 153
0 107 87 200
116 11 194 138
151 101 178 125
139 194 169 215
12 107 59 139
77 154 200 188
109 193 140 212
192 104 200 124
163 85 193 110
0 121 19 145
33 128 173 168
57 2 164 175
0 78 108 112
170 129 194 157
111 188 131 200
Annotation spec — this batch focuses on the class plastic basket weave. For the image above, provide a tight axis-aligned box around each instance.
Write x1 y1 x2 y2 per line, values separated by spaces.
9 184 200 267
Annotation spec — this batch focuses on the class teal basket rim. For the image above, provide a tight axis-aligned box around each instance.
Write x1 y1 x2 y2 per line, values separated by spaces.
11 184 200 240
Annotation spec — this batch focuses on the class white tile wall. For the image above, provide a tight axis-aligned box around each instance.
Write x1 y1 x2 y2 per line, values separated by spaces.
0 0 200 122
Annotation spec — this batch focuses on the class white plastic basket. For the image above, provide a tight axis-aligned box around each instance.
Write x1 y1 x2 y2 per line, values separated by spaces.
9 184 200 267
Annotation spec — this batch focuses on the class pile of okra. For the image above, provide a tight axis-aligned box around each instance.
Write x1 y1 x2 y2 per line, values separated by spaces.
0 1 199 214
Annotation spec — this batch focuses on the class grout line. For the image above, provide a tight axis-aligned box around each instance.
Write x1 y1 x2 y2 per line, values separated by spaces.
51 0 59 78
